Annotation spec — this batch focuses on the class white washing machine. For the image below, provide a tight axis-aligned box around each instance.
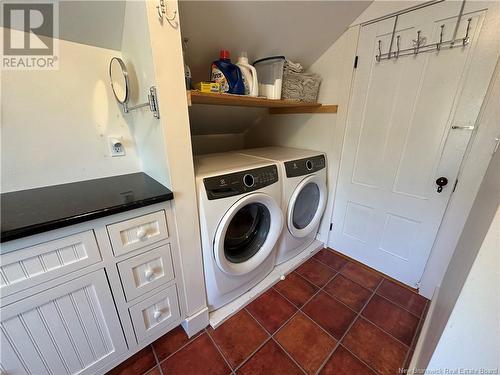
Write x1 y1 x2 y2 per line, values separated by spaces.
194 153 284 311
237 147 327 264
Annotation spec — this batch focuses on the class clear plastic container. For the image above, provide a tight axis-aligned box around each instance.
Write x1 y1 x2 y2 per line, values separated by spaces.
253 56 285 99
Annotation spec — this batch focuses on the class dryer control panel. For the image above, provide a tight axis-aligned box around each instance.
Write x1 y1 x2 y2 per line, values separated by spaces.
285 155 326 177
204 165 279 200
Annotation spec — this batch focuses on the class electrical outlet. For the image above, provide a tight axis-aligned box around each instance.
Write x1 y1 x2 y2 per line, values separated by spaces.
108 136 125 157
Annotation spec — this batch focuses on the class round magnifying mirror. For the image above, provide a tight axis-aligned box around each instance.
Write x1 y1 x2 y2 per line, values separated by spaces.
109 57 129 104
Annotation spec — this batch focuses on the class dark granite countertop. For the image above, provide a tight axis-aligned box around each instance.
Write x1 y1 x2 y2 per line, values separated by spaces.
1 172 173 243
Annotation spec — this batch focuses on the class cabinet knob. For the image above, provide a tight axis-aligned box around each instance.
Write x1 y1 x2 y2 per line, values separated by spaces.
144 268 155 281
137 228 147 239
153 310 163 321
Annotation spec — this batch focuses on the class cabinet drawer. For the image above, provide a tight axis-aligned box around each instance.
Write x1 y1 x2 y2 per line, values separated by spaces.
117 244 175 302
0 231 101 297
129 284 180 343
107 210 168 256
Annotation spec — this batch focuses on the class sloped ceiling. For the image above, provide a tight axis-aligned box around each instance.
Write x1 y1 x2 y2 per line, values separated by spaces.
179 0 372 83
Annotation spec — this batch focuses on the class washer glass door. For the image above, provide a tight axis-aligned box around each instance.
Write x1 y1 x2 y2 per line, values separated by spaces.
214 193 283 275
288 175 327 238
224 203 271 263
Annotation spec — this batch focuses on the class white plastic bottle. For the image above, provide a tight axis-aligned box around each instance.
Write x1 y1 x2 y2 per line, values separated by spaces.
236 52 258 97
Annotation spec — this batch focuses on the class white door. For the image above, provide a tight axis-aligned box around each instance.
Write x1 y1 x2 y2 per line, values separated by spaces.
331 3 492 287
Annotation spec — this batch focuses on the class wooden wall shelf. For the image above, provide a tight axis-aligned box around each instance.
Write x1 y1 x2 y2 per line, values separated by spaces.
187 90 337 114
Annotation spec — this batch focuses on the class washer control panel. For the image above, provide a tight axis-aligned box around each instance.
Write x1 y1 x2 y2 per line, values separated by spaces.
285 155 326 177
204 165 279 200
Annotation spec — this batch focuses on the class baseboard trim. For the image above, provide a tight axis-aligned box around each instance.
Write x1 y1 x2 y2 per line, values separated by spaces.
408 286 440 371
181 307 209 338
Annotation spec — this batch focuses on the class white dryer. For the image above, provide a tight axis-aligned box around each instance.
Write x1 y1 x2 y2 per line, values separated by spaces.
237 147 327 264
194 153 283 311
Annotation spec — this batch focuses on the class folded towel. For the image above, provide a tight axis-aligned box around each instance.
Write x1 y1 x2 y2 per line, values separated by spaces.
282 60 321 102
284 60 304 74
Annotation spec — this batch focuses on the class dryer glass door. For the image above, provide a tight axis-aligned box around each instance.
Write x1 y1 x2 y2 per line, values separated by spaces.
288 175 327 238
293 183 320 229
224 203 271 263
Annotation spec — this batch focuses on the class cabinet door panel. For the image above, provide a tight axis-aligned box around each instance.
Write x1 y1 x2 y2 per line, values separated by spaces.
0 270 126 375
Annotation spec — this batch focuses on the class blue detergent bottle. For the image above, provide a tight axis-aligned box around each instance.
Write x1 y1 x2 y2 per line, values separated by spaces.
211 50 245 95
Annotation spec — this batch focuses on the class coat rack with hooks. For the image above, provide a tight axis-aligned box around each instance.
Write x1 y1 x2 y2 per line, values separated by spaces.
375 0 472 62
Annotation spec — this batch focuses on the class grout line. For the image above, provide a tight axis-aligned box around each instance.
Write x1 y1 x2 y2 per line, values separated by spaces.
205 328 235 372
354 281 425 351
357 315 411 349
156 329 205 367
337 344 379 375
141 363 161 375
314 277 384 375
374 290 424 320
271 336 309 375
150 344 164 375
241 303 307 374
231 333 273 373
317 250 427 320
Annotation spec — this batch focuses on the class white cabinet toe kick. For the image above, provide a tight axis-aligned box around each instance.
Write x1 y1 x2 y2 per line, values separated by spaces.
0 202 191 375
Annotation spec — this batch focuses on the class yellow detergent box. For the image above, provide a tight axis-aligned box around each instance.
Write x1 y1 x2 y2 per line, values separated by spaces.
195 81 221 93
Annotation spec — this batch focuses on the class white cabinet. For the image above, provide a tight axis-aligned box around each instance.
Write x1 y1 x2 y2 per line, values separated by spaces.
0 270 127 375
0 203 184 375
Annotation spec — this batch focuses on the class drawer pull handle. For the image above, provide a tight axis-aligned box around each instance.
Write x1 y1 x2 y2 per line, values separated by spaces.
153 310 163 321
137 228 148 240
145 268 155 281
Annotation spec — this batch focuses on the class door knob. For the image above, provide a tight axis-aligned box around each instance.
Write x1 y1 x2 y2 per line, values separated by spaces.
436 177 448 193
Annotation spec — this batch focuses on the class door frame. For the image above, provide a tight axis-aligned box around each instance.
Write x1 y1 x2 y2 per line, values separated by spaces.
326 0 500 298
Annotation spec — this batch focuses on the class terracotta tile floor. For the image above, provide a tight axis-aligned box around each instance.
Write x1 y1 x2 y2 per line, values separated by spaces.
107 248 429 375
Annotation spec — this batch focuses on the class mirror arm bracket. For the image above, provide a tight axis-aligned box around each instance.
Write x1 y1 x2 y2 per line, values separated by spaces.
122 87 160 119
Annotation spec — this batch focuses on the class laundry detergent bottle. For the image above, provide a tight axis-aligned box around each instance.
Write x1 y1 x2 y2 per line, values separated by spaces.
236 52 258 97
211 50 245 95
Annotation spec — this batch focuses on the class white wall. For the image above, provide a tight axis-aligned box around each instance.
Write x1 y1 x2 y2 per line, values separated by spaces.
120 1 170 187
427 206 499 371
1 1 173 193
1 28 141 192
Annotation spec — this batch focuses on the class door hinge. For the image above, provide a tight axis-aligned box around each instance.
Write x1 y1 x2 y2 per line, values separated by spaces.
452 178 459 192
354 56 359 69
329 223 333 231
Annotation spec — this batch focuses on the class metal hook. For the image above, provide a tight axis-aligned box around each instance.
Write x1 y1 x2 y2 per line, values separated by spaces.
157 0 177 22
395 35 400 58
376 40 382 62
437 24 445 51
413 30 422 55
463 18 472 46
